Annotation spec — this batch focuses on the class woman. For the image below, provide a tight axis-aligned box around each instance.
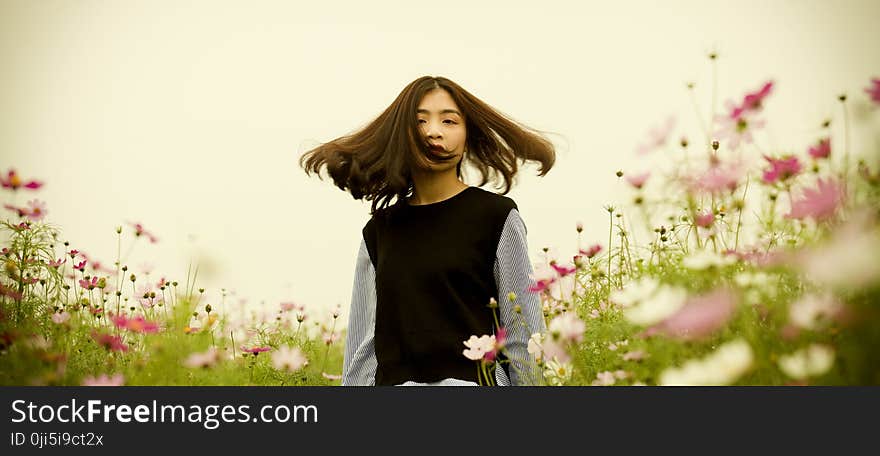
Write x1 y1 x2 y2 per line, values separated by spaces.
299 76 555 386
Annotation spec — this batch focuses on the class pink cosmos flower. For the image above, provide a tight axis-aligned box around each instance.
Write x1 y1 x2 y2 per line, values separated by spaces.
785 178 844 222
762 155 802 184
541 337 570 364
127 221 159 243
592 371 616 386
322 331 339 346
808 138 831 160
79 276 99 290
643 288 737 341
271 346 308 372
82 373 125 386
579 244 603 259
740 81 774 114
865 78 880 105
241 346 271 355
494 327 507 351
3 204 28 218
714 112 765 149
24 200 47 221
111 314 160 334
622 350 647 362
625 172 650 190
550 262 576 278
280 301 304 312
695 211 714 228
183 347 222 369
73 260 87 272
527 277 555 293
548 312 586 343
635 115 676 155
0 169 43 191
51 311 70 324
48 258 65 268
91 331 129 352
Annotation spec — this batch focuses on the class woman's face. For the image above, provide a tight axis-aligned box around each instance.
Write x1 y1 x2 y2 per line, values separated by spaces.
414 89 466 173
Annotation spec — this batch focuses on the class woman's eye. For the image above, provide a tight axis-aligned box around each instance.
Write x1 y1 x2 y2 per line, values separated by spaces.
444 120 456 124
418 119 426 124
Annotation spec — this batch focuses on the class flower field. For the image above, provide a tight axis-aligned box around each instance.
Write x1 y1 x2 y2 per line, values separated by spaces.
2 65 879 386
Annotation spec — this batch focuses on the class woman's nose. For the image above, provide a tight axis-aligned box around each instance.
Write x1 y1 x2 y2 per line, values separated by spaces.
423 120 442 138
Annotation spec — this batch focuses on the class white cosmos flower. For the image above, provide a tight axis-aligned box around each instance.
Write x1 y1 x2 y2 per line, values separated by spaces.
623 284 688 326
659 339 754 386
271 345 309 372
462 335 496 361
733 271 772 288
789 293 842 330
527 332 545 362
683 249 736 270
609 277 660 307
543 358 573 386
777 344 835 380
548 312 586 343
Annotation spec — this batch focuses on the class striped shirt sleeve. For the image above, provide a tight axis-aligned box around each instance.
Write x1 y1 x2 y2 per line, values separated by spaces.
341 236 378 386
493 208 546 386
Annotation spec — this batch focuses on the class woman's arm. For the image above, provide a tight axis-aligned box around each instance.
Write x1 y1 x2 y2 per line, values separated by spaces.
341 236 378 386
494 208 546 386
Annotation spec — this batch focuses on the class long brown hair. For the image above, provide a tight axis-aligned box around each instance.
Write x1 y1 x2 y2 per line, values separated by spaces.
298 76 556 215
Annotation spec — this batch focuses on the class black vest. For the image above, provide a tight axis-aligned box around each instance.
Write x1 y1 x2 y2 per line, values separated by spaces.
362 186 517 385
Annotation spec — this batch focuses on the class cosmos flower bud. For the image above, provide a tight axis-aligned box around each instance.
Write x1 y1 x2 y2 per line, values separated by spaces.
508 292 517 302
205 304 212 314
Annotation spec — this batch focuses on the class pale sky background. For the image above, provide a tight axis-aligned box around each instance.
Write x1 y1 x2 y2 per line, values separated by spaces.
2 0 879 325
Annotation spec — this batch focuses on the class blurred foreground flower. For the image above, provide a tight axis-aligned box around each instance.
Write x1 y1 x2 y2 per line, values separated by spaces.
0 169 43 191
644 288 737 341
111 314 160 334
785 178 844 221
762 155 802 184
777 344 835 380
91 331 129 352
865 77 880 105
183 347 222 369
271 345 308 372
82 373 124 386
795 210 880 288
659 339 754 385
613 279 688 326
